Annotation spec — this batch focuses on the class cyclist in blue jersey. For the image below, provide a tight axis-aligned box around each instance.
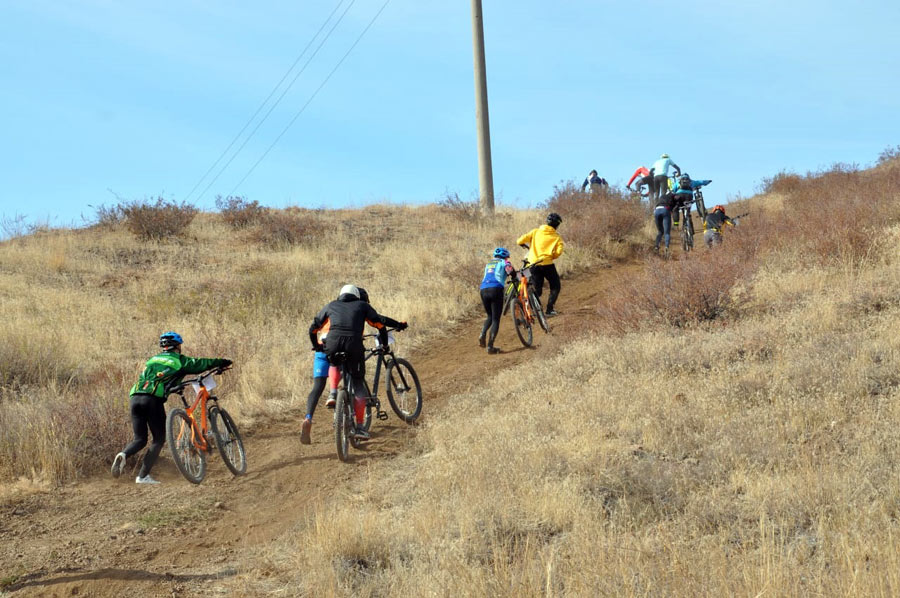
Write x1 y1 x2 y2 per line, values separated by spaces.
651 154 681 203
670 173 712 228
479 247 515 354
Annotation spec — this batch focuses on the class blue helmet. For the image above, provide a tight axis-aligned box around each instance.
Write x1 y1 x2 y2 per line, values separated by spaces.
493 247 510 259
159 331 183 348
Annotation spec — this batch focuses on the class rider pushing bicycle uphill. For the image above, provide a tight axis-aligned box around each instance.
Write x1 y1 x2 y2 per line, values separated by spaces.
517 213 565 316
309 285 407 440
111 332 232 484
479 247 515 354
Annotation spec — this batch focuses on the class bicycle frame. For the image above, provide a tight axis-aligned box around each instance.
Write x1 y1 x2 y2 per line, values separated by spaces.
173 379 213 452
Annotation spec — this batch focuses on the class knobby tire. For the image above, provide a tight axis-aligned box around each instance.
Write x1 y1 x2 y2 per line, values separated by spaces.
529 290 550 333
385 357 423 423
166 408 206 484
511 298 533 347
209 406 247 476
334 389 352 462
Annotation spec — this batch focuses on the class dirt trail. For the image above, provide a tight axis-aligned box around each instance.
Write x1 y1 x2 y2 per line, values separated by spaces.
0 261 638 597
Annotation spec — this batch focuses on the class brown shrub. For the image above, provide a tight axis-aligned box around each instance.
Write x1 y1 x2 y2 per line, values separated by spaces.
248 210 320 249
120 197 197 240
542 182 645 256
438 192 484 224
216 195 266 229
598 244 755 332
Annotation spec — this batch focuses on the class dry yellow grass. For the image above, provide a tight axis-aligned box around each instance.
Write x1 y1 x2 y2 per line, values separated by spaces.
0 203 602 483
230 167 900 596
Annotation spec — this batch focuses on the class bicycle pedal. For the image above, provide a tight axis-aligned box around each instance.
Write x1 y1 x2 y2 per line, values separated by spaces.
377 410 389 421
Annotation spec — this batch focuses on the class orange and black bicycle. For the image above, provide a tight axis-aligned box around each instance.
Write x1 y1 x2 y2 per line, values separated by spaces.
165 367 246 484
502 256 550 347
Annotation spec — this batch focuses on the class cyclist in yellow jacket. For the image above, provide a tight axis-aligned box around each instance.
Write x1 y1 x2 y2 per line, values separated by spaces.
516 212 565 316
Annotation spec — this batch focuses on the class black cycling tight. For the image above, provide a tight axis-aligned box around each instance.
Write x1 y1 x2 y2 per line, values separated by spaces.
480 286 504 347
123 393 166 478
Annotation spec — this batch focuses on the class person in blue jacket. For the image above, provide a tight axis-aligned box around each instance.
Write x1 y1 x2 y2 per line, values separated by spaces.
479 247 514 354
581 170 608 193
670 173 712 227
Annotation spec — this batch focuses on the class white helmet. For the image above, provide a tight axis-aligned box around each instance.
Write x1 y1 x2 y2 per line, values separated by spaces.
339 284 360 298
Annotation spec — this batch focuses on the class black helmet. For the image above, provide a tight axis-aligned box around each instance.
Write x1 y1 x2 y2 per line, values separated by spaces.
357 287 370 304
546 212 562 228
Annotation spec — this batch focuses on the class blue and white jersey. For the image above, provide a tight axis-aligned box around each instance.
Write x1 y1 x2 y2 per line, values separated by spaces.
479 258 509 290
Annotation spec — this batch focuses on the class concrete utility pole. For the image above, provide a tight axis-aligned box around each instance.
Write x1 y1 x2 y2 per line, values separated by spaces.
470 0 495 215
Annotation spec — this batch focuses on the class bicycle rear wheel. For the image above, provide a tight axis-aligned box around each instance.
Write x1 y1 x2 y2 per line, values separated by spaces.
501 283 516 316
166 408 206 484
334 389 352 462
511 298 533 347
209 406 247 476
385 357 423 423
529 290 550 333
360 380 373 433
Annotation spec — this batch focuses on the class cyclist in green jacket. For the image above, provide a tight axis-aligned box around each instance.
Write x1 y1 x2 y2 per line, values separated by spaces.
111 332 231 484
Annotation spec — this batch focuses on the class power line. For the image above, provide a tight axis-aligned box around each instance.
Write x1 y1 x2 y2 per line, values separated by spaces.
184 0 348 203
227 0 392 196
195 0 359 203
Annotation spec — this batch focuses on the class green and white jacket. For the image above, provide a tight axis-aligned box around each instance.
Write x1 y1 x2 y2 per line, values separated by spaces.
129 351 229 399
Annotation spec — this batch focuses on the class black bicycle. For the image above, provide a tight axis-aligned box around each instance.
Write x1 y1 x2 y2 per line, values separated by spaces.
677 197 697 252
332 328 422 462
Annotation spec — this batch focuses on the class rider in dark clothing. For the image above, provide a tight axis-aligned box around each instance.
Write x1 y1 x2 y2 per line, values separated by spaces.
309 285 407 439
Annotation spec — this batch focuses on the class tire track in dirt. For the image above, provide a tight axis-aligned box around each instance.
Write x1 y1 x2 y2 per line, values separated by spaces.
0 261 639 597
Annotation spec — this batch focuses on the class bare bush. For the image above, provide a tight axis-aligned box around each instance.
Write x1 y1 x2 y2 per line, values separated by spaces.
120 197 197 240
599 246 755 331
438 192 483 223
89 203 124 228
216 195 266 229
248 210 320 249
542 181 646 256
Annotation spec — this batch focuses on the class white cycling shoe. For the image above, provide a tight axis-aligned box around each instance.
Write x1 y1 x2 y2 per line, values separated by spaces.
135 475 161 485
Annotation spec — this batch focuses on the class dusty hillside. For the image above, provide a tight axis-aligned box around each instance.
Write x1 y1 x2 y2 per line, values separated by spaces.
3 159 900 596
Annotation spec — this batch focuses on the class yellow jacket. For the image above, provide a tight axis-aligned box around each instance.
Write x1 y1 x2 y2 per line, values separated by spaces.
517 225 564 266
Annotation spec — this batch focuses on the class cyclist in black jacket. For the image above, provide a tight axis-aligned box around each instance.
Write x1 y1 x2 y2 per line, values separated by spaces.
309 284 407 440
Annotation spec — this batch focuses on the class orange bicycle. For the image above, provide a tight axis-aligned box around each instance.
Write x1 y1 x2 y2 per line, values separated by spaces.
165 367 246 484
502 257 550 347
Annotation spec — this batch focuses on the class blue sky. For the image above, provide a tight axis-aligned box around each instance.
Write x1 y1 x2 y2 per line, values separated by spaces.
2 0 899 226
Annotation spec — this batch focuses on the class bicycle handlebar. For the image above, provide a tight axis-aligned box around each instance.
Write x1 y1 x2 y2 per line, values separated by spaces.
167 366 231 394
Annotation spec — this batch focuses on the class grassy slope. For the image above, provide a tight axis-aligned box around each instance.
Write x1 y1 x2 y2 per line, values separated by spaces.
3 161 900 595
238 163 900 596
0 202 612 483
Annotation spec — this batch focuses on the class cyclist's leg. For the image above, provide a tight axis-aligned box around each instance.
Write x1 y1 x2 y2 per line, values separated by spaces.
137 396 166 478
654 175 668 202
305 376 327 419
654 207 665 250
485 286 503 349
479 288 493 346
530 266 546 301
662 209 672 249
122 394 151 458
545 264 561 313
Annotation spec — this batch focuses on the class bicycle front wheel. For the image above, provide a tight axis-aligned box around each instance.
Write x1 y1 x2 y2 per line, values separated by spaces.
511 298 533 347
529 291 550 333
209 406 247 476
166 408 206 484
385 357 423 423
334 390 352 462
682 215 693 252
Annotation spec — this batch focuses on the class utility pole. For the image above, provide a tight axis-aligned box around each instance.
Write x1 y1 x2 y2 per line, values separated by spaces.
470 0 495 215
